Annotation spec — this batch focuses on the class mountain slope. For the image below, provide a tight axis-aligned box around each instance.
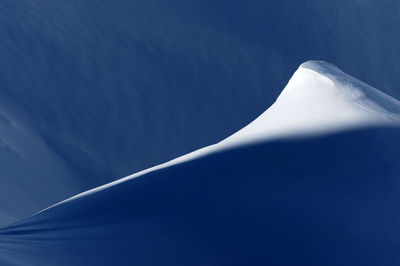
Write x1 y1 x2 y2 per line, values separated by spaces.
1 62 400 265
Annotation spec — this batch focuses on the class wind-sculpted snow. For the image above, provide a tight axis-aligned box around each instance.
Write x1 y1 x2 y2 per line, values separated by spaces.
0 0 400 227
36 61 400 207
1 61 400 265
226 61 400 144
1 59 400 228
1 127 400 265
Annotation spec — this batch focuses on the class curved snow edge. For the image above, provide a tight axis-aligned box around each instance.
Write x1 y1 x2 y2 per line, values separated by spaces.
36 60 400 214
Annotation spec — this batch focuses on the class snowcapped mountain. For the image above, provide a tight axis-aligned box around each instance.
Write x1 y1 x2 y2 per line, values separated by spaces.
1 62 400 265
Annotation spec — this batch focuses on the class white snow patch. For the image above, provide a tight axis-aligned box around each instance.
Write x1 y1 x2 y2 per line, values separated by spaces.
224 61 400 145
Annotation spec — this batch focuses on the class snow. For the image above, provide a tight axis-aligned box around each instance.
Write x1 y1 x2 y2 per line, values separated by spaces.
0 1 399 263
1 128 400 265
1 61 400 265
1 0 400 229
43 61 400 208
2 59 399 229
225 61 400 144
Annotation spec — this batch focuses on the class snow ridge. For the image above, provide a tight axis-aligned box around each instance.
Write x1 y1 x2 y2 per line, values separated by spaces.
226 60 400 144
44 61 400 209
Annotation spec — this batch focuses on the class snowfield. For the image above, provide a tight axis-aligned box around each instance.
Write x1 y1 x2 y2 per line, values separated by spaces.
1 61 400 265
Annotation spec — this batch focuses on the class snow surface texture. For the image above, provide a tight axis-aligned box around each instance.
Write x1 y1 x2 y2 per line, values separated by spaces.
1 62 400 265
1 0 400 227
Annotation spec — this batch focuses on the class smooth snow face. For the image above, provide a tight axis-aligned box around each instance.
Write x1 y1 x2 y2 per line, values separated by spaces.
46 61 400 208
225 61 400 144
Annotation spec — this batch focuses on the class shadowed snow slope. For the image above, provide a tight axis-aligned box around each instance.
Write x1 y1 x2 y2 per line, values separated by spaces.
1 62 400 265
1 128 400 265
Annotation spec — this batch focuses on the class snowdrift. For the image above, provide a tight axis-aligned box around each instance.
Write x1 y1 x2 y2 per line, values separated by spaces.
1 62 400 265
1 0 400 228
